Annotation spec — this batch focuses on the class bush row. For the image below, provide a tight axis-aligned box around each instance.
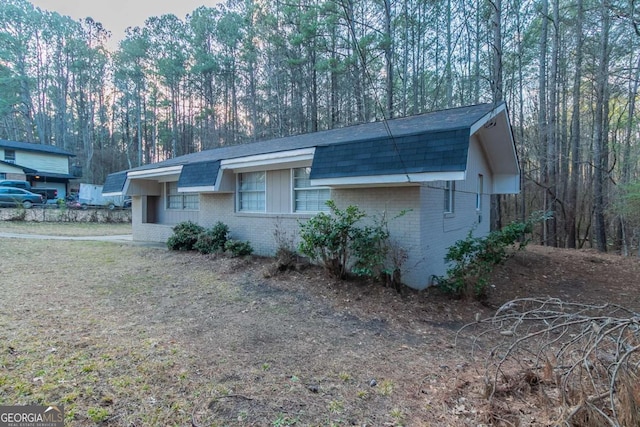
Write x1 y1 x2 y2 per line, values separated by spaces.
166 202 545 298
167 221 253 257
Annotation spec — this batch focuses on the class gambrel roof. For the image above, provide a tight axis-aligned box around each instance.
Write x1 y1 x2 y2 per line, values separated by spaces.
104 102 520 195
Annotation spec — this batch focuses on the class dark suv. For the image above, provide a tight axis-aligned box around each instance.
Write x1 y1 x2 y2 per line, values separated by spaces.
0 186 44 208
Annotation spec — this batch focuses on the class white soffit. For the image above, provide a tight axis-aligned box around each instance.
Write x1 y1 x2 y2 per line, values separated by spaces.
221 148 315 171
127 165 183 179
178 186 216 193
311 171 466 187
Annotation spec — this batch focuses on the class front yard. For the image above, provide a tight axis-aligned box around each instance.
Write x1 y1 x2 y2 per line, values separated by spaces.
1 222 639 425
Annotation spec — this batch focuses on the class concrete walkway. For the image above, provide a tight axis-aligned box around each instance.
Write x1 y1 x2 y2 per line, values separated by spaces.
0 232 166 248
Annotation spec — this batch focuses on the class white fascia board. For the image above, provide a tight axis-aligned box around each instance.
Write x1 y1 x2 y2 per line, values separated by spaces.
178 185 216 193
469 103 507 135
127 165 183 179
310 171 465 187
220 148 315 171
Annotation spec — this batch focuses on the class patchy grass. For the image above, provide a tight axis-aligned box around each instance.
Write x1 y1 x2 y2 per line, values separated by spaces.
1 228 638 426
0 221 131 236
0 238 457 426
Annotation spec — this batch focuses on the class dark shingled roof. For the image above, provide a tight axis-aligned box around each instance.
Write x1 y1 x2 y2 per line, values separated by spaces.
128 103 498 172
178 160 220 189
103 171 128 194
106 103 503 192
310 128 469 179
0 140 75 157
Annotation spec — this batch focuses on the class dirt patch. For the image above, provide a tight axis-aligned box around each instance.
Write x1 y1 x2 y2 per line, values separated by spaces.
488 245 640 313
0 237 638 426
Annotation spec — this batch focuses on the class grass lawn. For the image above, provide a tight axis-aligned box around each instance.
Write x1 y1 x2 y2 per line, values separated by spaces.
3 224 638 426
0 221 131 236
0 236 459 426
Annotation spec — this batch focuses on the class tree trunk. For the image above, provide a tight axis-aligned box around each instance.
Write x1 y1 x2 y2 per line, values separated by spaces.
538 0 549 244
593 0 610 253
567 0 584 249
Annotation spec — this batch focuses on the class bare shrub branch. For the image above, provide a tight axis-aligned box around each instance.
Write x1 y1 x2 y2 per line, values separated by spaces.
457 298 640 426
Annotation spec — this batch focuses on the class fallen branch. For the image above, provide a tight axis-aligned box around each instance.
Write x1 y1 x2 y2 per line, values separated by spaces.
457 297 640 426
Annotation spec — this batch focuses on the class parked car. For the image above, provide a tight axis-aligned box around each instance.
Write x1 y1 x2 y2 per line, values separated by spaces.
0 186 44 208
0 179 58 203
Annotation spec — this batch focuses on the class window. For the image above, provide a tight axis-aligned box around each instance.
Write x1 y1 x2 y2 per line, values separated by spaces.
293 168 330 212
4 150 15 163
238 171 265 212
444 180 455 213
0 173 6 180
476 174 484 210
166 182 199 210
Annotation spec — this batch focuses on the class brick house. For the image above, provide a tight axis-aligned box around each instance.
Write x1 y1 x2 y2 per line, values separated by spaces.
104 102 520 289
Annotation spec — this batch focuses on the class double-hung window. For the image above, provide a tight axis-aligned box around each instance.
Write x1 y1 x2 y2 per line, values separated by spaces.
293 167 330 212
444 180 455 213
238 171 266 212
166 182 199 210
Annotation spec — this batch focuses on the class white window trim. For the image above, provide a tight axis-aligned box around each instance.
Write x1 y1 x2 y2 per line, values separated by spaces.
292 167 330 213
237 171 266 212
444 180 455 214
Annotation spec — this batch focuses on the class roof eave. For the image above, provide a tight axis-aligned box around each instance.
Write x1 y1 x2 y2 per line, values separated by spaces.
311 171 466 187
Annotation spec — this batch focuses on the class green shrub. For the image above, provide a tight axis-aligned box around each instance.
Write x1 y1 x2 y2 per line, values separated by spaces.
298 200 365 279
167 221 205 251
225 239 253 257
194 221 229 254
299 201 409 285
438 213 546 298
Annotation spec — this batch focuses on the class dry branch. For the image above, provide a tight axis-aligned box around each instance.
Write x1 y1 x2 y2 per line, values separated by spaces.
457 297 640 426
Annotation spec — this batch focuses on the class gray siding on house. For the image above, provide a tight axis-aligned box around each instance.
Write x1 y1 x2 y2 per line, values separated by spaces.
267 169 292 213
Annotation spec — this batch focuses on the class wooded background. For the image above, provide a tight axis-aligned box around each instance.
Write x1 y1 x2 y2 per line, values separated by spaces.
0 0 639 253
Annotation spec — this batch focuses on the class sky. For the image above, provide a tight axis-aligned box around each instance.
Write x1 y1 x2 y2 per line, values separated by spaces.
29 0 222 49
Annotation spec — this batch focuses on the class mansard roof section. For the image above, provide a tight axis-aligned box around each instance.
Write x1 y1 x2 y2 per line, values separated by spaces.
102 171 129 196
126 103 502 173
177 160 221 192
309 128 469 181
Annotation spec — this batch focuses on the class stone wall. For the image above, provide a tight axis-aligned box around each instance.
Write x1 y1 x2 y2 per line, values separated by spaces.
0 207 131 223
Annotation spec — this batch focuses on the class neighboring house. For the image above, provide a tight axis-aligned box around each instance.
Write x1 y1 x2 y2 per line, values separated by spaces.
104 102 520 289
0 140 78 200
